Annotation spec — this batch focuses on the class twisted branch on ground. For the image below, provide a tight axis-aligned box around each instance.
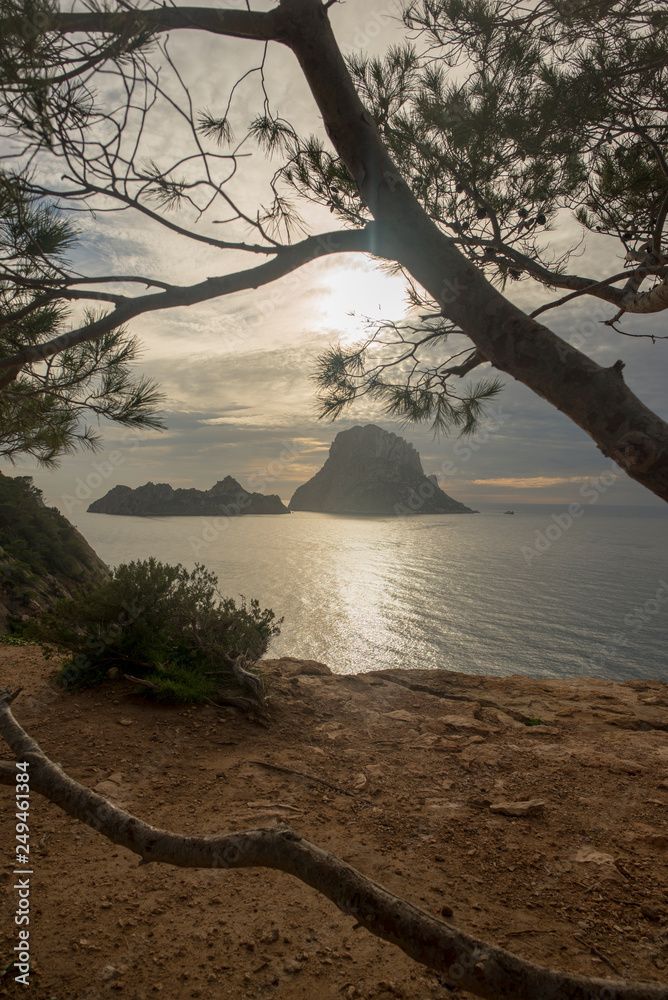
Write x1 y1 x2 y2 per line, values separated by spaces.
0 687 666 1000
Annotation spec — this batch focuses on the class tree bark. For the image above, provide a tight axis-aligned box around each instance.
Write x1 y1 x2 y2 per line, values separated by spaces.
9 0 668 501
46 5 282 41
277 0 668 501
1 690 667 1000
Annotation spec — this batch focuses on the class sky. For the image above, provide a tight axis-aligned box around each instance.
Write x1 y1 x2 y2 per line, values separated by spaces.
4 0 668 515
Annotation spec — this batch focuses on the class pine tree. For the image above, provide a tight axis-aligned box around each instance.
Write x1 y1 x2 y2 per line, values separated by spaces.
0 0 666 498
291 1 667 426
0 173 164 466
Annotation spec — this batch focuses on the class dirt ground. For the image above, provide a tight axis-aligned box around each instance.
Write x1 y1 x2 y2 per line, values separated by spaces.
1 646 668 999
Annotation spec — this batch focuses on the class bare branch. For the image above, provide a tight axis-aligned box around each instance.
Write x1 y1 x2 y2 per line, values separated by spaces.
48 5 284 44
30 178 280 254
529 266 668 319
2 0 668 499
440 348 488 377
0 689 666 1000
503 247 668 315
0 226 377 375
653 189 668 252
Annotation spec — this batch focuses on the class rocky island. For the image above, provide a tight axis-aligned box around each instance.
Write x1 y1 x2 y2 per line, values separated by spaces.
87 475 289 517
289 424 475 515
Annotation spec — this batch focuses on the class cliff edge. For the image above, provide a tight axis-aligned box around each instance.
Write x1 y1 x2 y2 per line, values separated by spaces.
1 648 666 996
0 473 109 632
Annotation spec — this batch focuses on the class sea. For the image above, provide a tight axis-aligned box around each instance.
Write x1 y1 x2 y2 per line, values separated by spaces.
68 503 668 684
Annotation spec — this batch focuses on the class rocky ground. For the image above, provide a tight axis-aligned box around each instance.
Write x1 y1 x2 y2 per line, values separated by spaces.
1 646 668 999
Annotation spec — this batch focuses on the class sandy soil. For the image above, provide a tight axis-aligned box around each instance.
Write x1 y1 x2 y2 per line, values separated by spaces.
1 647 668 999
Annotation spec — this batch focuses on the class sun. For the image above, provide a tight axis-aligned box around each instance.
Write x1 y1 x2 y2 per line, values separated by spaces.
319 258 412 343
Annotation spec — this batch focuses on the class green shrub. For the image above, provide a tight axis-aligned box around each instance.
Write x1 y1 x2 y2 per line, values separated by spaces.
26 557 281 703
0 634 35 646
143 665 218 705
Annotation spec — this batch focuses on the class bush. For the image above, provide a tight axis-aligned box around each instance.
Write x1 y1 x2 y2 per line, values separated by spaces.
0 634 35 646
26 557 281 703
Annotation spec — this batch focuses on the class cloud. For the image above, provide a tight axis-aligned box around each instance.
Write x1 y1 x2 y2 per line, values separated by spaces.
6 1 667 513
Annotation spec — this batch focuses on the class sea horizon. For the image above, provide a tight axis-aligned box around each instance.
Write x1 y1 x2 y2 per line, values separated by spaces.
62 502 668 686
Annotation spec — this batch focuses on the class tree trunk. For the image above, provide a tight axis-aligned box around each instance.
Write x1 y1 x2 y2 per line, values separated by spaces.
279 0 668 501
39 0 668 501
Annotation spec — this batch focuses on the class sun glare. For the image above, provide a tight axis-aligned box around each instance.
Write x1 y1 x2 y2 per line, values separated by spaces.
319 260 412 343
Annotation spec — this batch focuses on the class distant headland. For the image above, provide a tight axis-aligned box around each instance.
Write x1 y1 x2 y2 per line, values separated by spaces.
87 476 289 517
289 424 476 515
